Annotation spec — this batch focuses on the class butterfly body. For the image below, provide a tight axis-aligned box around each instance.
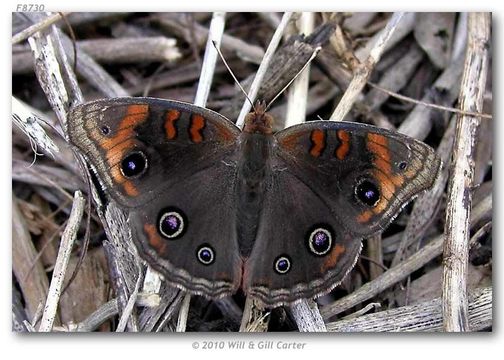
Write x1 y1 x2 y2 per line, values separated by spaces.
68 97 441 307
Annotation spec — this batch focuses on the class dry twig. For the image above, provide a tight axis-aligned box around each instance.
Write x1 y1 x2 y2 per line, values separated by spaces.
442 12 490 332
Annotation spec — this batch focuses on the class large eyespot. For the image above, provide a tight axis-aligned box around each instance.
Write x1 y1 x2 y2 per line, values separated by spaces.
355 179 381 207
120 151 148 178
308 227 333 256
196 244 215 265
274 255 291 275
158 208 186 239
100 125 110 135
398 161 408 171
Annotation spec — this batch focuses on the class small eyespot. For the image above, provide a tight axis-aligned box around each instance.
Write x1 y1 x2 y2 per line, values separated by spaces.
274 255 291 274
197 244 215 265
355 179 381 207
158 209 186 239
120 151 148 178
308 227 333 256
398 161 408 171
100 126 110 135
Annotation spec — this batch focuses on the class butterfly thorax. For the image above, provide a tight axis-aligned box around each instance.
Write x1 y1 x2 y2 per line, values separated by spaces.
242 101 273 135
236 107 275 258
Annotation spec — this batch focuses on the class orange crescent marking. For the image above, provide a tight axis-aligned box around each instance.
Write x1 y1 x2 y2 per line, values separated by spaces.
164 110 180 140
336 130 351 160
367 135 391 170
357 209 374 223
309 129 325 157
321 244 346 272
374 157 392 176
367 132 388 146
365 133 396 216
96 104 149 197
123 181 139 197
372 170 395 201
189 114 205 143
144 223 167 255
105 139 135 165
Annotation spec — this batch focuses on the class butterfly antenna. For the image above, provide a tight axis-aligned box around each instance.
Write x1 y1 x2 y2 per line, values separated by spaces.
265 46 322 112
211 40 255 111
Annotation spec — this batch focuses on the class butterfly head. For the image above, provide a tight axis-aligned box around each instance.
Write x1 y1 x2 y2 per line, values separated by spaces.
243 100 273 135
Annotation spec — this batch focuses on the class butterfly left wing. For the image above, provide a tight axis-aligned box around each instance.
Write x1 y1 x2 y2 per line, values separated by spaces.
243 121 441 306
67 97 244 299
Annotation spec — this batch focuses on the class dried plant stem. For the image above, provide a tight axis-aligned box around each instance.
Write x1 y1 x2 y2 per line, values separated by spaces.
175 294 192 332
27 26 70 124
398 54 465 140
12 197 50 320
367 81 492 120
12 12 70 44
330 12 404 121
284 12 314 128
442 12 490 332
12 96 59 157
142 267 162 294
240 297 269 332
290 299 327 332
327 287 492 332
57 29 129 98
355 12 416 62
39 191 85 332
194 12 226 107
116 260 144 332
76 37 180 64
236 12 294 128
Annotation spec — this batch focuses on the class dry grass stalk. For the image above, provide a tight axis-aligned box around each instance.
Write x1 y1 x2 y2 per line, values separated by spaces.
330 12 404 121
285 12 315 128
236 12 294 127
442 12 491 332
327 287 492 332
12 12 70 44
12 197 50 321
240 297 270 332
290 299 327 332
39 190 85 331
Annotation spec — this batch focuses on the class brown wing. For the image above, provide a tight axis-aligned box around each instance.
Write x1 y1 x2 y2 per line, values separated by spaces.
67 97 241 208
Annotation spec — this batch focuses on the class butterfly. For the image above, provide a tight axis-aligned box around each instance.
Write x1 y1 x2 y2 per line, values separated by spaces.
67 97 441 307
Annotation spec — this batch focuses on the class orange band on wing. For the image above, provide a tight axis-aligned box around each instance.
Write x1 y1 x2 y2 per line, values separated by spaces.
357 210 374 223
164 109 181 140
93 104 149 197
189 114 205 143
321 244 346 272
335 130 350 160
144 223 167 256
359 132 408 222
309 129 326 157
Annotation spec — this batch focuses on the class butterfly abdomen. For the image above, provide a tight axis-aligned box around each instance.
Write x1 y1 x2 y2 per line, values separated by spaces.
236 132 273 258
